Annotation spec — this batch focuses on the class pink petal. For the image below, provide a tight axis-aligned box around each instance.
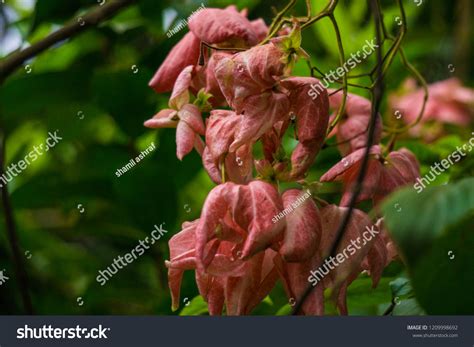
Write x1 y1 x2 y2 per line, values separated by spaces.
178 104 205 135
224 252 264 315
169 66 193 110
245 249 280 313
143 109 178 129
188 8 258 46
196 183 240 268
202 146 222 184
195 271 225 315
387 148 420 183
149 32 200 93
206 110 241 159
339 158 383 206
240 181 285 258
364 233 387 287
214 43 286 111
328 90 382 155
275 253 324 315
168 268 185 311
390 77 474 127
176 121 196 160
319 205 374 291
288 140 320 180
279 189 321 262
320 145 382 182
250 18 269 42
224 145 253 184
229 91 290 152
193 53 231 106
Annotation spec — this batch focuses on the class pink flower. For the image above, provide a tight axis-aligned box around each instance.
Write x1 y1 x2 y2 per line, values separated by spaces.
224 249 280 315
250 18 269 41
214 23 306 109
149 33 201 93
279 189 322 262
191 53 231 106
214 43 287 112
213 43 291 154
317 204 375 314
328 90 383 156
196 181 285 265
144 66 205 160
280 77 329 179
361 218 397 288
149 6 266 93
203 109 253 184
390 77 474 126
166 219 279 315
275 254 324 315
320 146 420 206
188 6 258 47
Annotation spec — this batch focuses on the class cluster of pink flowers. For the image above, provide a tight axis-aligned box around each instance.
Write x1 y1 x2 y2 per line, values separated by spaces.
390 77 474 140
145 6 425 315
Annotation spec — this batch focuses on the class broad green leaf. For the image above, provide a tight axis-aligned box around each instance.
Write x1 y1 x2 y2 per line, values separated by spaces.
383 178 474 314
382 178 474 262
410 215 474 314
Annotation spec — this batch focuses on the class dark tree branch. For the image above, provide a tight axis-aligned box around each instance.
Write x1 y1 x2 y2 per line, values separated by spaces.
0 130 34 314
292 0 385 315
0 0 136 84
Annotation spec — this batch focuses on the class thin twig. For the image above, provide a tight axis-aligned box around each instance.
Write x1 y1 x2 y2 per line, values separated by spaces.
326 14 347 135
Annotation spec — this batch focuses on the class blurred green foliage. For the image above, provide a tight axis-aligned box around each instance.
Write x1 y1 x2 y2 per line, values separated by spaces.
0 0 472 315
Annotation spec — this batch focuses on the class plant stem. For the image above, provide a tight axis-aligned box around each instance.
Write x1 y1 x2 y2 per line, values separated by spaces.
326 14 347 135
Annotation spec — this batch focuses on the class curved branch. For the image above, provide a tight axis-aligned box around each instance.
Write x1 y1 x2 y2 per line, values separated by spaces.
292 0 385 315
0 0 136 84
326 14 347 135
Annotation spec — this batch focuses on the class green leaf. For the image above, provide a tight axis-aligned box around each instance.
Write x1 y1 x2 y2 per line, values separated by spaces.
392 298 425 315
91 69 157 138
346 276 394 315
31 0 98 32
0 70 91 133
382 178 474 262
388 277 425 315
276 304 292 316
410 215 474 314
383 178 474 314
179 296 209 316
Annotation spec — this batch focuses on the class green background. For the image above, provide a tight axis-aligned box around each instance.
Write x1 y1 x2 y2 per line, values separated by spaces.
0 0 472 315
